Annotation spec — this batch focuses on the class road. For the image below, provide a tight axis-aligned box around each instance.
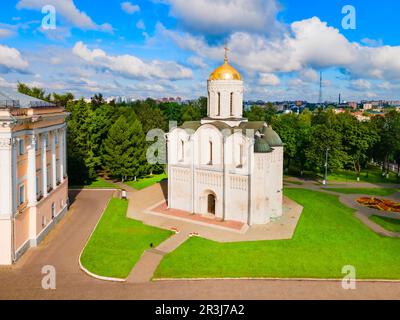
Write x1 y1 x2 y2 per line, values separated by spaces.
0 188 399 300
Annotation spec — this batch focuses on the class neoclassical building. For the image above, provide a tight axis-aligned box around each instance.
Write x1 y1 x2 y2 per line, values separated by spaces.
0 89 68 265
167 52 284 225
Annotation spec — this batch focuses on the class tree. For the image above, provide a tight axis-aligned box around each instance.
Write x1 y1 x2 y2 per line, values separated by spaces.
91 93 105 110
17 82 51 101
160 102 183 125
244 105 266 121
182 104 202 122
52 92 74 107
264 103 277 123
103 116 147 181
305 124 347 173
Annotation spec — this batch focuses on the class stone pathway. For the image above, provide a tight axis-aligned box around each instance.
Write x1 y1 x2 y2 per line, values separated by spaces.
127 231 190 283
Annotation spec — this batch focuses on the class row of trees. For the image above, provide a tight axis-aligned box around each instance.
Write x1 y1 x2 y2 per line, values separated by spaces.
245 105 400 178
18 83 400 182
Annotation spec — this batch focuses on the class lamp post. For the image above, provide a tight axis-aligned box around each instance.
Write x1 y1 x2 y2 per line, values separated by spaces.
323 148 329 186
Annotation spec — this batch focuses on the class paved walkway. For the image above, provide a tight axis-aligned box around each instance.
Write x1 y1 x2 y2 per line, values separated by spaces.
2 187 400 299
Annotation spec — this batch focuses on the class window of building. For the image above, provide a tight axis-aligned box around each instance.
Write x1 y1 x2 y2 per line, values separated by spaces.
19 139 25 156
35 135 38 151
208 141 213 165
217 92 221 116
237 144 244 168
19 184 25 206
36 176 39 197
42 215 46 228
51 202 56 219
230 92 233 116
179 140 185 162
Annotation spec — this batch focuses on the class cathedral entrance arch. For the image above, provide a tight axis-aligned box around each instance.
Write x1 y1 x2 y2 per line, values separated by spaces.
207 193 216 215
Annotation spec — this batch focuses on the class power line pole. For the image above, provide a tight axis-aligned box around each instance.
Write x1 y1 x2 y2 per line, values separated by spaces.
318 71 323 107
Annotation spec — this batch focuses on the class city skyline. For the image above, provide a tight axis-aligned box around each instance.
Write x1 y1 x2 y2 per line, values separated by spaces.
1 0 400 101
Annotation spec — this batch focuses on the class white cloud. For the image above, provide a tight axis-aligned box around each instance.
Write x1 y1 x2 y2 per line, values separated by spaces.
299 68 318 82
0 44 29 72
72 41 193 81
121 2 140 14
166 0 281 35
0 28 16 38
16 0 113 32
349 79 372 91
187 56 207 68
136 20 145 30
0 77 17 88
259 73 280 86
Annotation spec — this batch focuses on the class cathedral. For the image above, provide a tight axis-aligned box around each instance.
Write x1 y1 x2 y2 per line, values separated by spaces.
167 50 284 225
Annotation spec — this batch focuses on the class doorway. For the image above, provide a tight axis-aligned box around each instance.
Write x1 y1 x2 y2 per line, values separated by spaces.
207 193 216 215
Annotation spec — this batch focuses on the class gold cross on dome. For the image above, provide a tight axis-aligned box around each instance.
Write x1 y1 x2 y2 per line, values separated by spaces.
224 46 229 62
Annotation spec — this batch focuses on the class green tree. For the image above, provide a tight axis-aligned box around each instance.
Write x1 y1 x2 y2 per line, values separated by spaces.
244 105 266 121
17 82 51 101
103 116 147 181
272 113 297 170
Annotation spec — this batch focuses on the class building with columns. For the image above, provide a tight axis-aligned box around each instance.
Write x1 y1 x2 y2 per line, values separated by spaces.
167 52 284 226
0 89 68 265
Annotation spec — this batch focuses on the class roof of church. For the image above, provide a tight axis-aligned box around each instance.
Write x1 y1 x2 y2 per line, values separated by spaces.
178 120 283 153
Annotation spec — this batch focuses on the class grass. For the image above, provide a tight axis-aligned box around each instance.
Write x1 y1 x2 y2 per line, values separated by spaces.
154 188 400 279
284 180 304 185
70 177 120 189
323 166 399 184
125 173 167 190
80 198 173 278
369 215 400 233
325 188 398 196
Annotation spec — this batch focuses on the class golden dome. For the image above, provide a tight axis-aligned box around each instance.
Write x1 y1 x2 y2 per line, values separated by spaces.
209 47 241 81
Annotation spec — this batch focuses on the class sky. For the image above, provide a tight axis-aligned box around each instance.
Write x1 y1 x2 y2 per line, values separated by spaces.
1 0 400 102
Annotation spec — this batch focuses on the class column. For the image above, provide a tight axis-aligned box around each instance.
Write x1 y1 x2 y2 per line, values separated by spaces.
0 138 13 217
27 135 37 206
51 130 57 189
42 133 48 198
58 129 64 183
11 138 17 214
63 126 67 178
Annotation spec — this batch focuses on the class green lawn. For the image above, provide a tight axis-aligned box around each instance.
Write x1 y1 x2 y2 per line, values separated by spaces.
80 198 173 279
324 166 399 184
369 215 400 233
155 188 400 279
70 177 120 189
325 188 398 196
125 173 167 190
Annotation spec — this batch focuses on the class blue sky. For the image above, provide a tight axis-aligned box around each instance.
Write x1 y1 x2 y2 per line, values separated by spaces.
1 0 400 102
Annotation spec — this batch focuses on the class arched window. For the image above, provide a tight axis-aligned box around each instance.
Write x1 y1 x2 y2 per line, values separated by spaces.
208 141 213 165
180 140 184 162
230 92 234 116
217 92 221 116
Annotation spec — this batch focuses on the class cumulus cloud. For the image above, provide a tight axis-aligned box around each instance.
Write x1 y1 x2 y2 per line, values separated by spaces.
166 0 281 35
16 0 113 32
121 2 140 14
259 73 280 86
72 41 193 81
0 28 16 39
0 44 29 72
136 20 145 30
187 56 207 68
348 79 372 91
165 16 400 82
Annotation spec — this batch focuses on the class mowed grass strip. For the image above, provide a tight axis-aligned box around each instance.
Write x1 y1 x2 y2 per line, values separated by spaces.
70 177 120 189
125 173 167 190
325 188 398 196
369 215 400 233
80 198 173 279
154 189 400 279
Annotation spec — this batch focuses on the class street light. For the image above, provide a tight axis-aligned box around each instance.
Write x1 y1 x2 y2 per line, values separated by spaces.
323 148 329 186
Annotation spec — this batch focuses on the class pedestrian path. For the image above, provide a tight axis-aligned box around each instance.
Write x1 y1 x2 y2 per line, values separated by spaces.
127 231 190 283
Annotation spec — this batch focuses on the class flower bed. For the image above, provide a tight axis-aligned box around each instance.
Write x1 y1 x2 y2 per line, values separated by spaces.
357 197 400 213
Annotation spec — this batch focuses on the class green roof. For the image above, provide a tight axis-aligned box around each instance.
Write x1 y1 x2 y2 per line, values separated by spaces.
262 126 284 147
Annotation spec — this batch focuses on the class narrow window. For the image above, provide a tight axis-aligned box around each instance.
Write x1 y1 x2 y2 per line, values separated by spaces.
230 92 234 116
19 139 25 155
239 144 244 167
19 185 25 205
217 92 221 116
209 141 213 165
180 140 184 162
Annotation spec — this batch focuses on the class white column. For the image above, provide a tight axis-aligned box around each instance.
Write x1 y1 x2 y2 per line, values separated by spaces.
0 138 13 218
59 129 64 183
51 130 57 189
27 135 37 206
11 138 17 214
63 126 67 178
42 134 48 198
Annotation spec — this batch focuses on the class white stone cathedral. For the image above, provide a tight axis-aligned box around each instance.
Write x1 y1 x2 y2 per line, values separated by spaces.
167 51 284 225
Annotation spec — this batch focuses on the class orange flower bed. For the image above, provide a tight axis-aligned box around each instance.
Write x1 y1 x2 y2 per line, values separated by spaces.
357 197 400 213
